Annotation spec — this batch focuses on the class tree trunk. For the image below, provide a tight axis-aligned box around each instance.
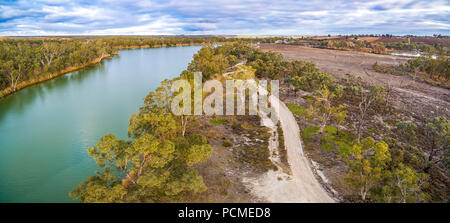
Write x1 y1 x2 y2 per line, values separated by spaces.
316 119 327 143
361 186 367 201
356 121 362 143
424 139 436 173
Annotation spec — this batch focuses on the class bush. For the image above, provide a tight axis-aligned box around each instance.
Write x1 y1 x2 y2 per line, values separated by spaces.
223 140 232 147
210 118 227 126
286 103 306 116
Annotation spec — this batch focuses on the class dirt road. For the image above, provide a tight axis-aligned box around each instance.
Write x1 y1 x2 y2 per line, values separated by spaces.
244 88 335 203
260 44 450 118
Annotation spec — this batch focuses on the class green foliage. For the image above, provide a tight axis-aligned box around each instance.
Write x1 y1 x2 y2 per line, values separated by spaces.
383 137 428 171
247 51 289 79
185 144 213 166
424 116 450 166
225 64 256 80
389 164 429 202
373 55 449 87
236 146 275 173
395 122 418 144
291 71 335 92
304 86 348 142
222 140 232 147
71 74 214 202
277 123 289 172
343 137 391 201
286 103 306 116
425 116 450 149
0 36 234 94
302 126 320 141
188 45 229 80
71 126 213 203
340 136 429 202
289 60 318 76
373 163 428 203
302 125 354 153
210 118 227 126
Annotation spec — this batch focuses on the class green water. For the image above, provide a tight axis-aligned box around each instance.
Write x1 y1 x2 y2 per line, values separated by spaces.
0 45 202 202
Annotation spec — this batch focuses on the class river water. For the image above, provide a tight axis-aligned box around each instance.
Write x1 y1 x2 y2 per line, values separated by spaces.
0 45 202 202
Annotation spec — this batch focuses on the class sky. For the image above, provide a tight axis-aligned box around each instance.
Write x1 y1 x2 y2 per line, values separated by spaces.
0 0 449 36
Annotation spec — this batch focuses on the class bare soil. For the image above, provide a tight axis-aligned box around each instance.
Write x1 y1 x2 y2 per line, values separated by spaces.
186 115 272 202
260 43 450 119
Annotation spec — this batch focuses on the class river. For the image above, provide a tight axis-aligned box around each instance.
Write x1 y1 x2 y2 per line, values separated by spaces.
0 45 202 202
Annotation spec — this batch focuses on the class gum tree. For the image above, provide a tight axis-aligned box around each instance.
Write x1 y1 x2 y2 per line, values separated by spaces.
71 87 213 202
344 137 391 201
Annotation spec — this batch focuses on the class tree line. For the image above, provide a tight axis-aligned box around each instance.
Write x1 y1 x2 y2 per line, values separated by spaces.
373 55 450 87
0 36 236 97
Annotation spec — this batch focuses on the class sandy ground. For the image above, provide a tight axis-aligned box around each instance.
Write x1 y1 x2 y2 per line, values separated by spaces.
243 86 335 203
260 44 450 118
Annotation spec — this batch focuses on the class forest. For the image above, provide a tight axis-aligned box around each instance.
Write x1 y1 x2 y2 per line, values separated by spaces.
0 36 237 97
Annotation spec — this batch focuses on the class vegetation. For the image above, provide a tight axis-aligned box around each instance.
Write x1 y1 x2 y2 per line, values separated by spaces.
326 39 387 54
286 103 306 116
4 38 446 202
373 56 450 88
252 43 444 202
70 90 213 202
0 36 234 97
222 140 232 147
207 42 446 202
210 118 227 126
70 41 288 202
343 137 391 201
277 123 290 173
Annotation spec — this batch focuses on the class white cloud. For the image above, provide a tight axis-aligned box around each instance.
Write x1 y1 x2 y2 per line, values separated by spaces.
0 0 448 36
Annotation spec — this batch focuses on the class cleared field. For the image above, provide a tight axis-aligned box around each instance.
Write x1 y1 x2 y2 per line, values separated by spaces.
260 43 450 118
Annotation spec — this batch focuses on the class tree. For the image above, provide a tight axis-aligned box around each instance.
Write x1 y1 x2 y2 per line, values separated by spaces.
344 137 391 201
188 46 229 80
355 86 386 143
0 37 236 95
247 51 289 79
391 163 428 203
39 41 63 67
71 111 212 202
307 86 347 142
424 116 450 171
291 71 335 92
71 76 214 202
289 60 318 76
395 122 418 145
334 105 348 135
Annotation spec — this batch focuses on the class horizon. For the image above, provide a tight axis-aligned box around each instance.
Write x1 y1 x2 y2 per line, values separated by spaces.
1 0 449 36
1 34 449 38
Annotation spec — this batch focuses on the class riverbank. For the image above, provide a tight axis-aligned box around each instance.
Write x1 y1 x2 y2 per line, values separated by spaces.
0 42 210 99
0 52 117 98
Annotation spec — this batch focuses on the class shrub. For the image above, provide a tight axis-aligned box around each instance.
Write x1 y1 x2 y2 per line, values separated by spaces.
223 140 232 147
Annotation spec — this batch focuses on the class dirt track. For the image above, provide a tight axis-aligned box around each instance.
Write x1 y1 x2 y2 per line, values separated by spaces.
244 87 334 203
260 44 450 118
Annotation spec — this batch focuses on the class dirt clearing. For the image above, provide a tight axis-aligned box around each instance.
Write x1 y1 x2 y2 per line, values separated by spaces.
260 44 450 118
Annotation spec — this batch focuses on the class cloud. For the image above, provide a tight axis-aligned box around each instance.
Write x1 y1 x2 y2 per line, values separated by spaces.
0 0 448 36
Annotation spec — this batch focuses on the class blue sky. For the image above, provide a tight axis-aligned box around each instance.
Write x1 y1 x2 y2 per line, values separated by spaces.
0 0 449 36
